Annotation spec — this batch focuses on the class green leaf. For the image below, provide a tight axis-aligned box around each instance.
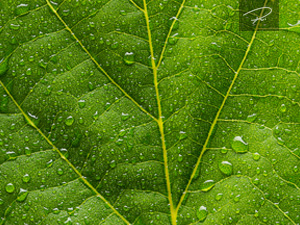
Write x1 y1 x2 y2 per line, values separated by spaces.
0 0 299 224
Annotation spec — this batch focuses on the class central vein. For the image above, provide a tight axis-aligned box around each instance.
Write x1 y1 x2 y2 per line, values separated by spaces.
142 0 176 224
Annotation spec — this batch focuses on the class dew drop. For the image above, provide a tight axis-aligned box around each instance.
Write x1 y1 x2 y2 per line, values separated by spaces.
200 180 215 192
17 189 28 202
121 113 130 121
9 23 20 30
120 10 127 16
231 136 248 153
221 147 228 154
25 147 31 156
177 154 183 162
168 36 178 45
62 9 70 16
22 174 30 183
124 52 135 65
294 166 298 173
218 161 233 175
247 113 257 122
234 194 240 202
5 183 15 193
65 116 74 126
253 152 260 161
197 206 208 221
78 100 86 109
179 131 187 140
215 193 223 201
280 104 287 113
15 4 29 16
110 160 116 168
93 111 99 120
57 168 64 175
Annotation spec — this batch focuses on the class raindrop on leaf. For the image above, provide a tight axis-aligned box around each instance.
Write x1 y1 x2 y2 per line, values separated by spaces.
231 136 248 153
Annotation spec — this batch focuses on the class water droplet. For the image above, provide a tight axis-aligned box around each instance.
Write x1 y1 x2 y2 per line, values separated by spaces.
86 82 94 91
124 52 135 65
25 147 31 156
15 4 29 16
179 131 187 140
5 183 15 193
253 152 260 161
247 113 257 122
65 116 74 126
234 194 240 202
39 59 47 68
168 36 178 45
62 9 70 16
22 174 30 183
294 166 298 173
9 23 20 30
110 160 116 168
215 193 223 201
93 111 99 120
111 42 119 49
178 154 183 162
57 168 64 175
221 147 228 154
218 161 232 175
78 100 86 108
280 104 287 113
197 206 208 221
121 113 130 121
231 136 248 153
200 180 215 192
17 189 28 202
120 10 127 16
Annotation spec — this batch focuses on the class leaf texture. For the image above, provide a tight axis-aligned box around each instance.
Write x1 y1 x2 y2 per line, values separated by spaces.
0 0 300 224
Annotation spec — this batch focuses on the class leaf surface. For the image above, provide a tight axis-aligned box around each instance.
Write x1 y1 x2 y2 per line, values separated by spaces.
0 0 300 224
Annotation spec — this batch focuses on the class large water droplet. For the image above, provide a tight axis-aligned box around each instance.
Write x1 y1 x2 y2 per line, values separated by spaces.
5 183 15 193
15 4 29 16
231 136 248 153
197 206 208 221
124 52 135 65
17 189 28 202
200 180 215 192
78 100 86 109
253 152 260 161
215 193 223 201
22 174 30 183
218 161 233 175
247 113 257 122
65 116 74 126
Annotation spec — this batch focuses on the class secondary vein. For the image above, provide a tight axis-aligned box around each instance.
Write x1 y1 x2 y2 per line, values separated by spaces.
174 0 270 217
